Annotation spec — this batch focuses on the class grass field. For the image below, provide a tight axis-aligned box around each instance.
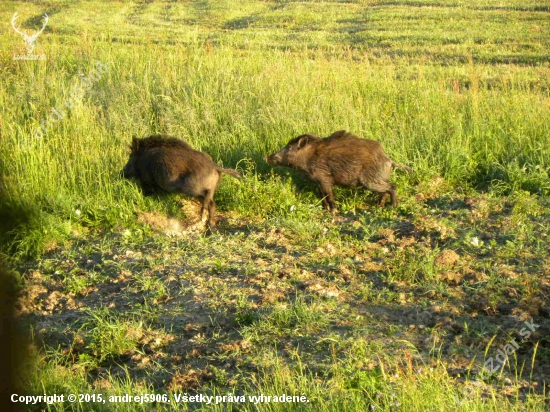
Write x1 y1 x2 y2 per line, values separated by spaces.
1 0 549 410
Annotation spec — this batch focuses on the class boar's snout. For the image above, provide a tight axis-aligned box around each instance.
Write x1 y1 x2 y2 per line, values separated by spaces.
265 152 282 166
122 160 136 179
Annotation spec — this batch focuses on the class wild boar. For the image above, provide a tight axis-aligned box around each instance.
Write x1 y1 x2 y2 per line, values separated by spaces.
122 134 240 227
265 130 412 212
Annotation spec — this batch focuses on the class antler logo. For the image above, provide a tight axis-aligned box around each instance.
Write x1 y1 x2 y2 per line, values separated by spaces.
11 12 48 57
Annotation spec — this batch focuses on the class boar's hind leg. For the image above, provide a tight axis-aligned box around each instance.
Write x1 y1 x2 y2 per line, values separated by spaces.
207 200 216 227
388 184 398 207
366 181 398 208
200 189 216 227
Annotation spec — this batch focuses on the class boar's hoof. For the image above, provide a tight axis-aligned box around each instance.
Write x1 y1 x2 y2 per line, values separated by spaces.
378 193 390 207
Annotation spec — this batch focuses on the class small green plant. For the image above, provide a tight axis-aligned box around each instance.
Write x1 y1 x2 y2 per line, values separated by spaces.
85 308 142 363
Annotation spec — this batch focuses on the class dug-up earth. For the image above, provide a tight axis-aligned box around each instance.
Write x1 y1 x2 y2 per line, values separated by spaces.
15 179 550 401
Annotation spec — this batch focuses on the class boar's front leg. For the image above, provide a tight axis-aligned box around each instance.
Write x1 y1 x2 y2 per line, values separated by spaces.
141 184 156 196
318 185 330 210
378 192 390 207
318 180 337 213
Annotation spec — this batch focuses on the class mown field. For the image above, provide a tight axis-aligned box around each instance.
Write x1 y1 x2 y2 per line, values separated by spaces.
0 0 549 410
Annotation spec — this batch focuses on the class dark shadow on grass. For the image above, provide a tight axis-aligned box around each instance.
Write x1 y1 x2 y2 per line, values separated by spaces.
426 196 470 211
478 54 550 65
336 13 372 36
19 7 63 35
471 162 550 196
224 14 261 30
0 158 31 411
372 1 460 8
473 5 550 12
15 216 550 396
13 173 550 394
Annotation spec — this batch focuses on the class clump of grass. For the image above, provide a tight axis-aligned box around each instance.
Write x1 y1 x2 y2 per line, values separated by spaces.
84 308 143 363
132 272 169 302
242 295 332 343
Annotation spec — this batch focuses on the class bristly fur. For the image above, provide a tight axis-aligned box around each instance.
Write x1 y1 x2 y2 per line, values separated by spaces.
326 130 350 139
130 134 194 154
123 134 240 226
266 129 412 211
285 130 348 148
287 133 321 146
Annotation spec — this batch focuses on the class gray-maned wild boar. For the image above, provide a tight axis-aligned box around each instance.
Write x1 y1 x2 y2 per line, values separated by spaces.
122 135 240 227
265 130 412 212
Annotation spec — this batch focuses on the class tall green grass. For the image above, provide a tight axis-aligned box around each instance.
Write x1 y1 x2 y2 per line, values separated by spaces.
21 346 548 411
1 0 549 257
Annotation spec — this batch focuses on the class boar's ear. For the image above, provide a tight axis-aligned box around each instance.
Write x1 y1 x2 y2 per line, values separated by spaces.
329 130 347 139
130 136 139 153
297 135 309 149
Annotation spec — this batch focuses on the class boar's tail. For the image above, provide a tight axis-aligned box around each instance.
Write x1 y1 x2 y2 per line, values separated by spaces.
219 168 241 180
391 160 413 174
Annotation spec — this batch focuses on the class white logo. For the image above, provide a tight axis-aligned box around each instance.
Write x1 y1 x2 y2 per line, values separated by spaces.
11 12 48 60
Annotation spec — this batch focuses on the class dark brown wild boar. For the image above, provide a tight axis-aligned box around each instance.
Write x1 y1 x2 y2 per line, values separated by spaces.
122 135 240 227
265 130 412 212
